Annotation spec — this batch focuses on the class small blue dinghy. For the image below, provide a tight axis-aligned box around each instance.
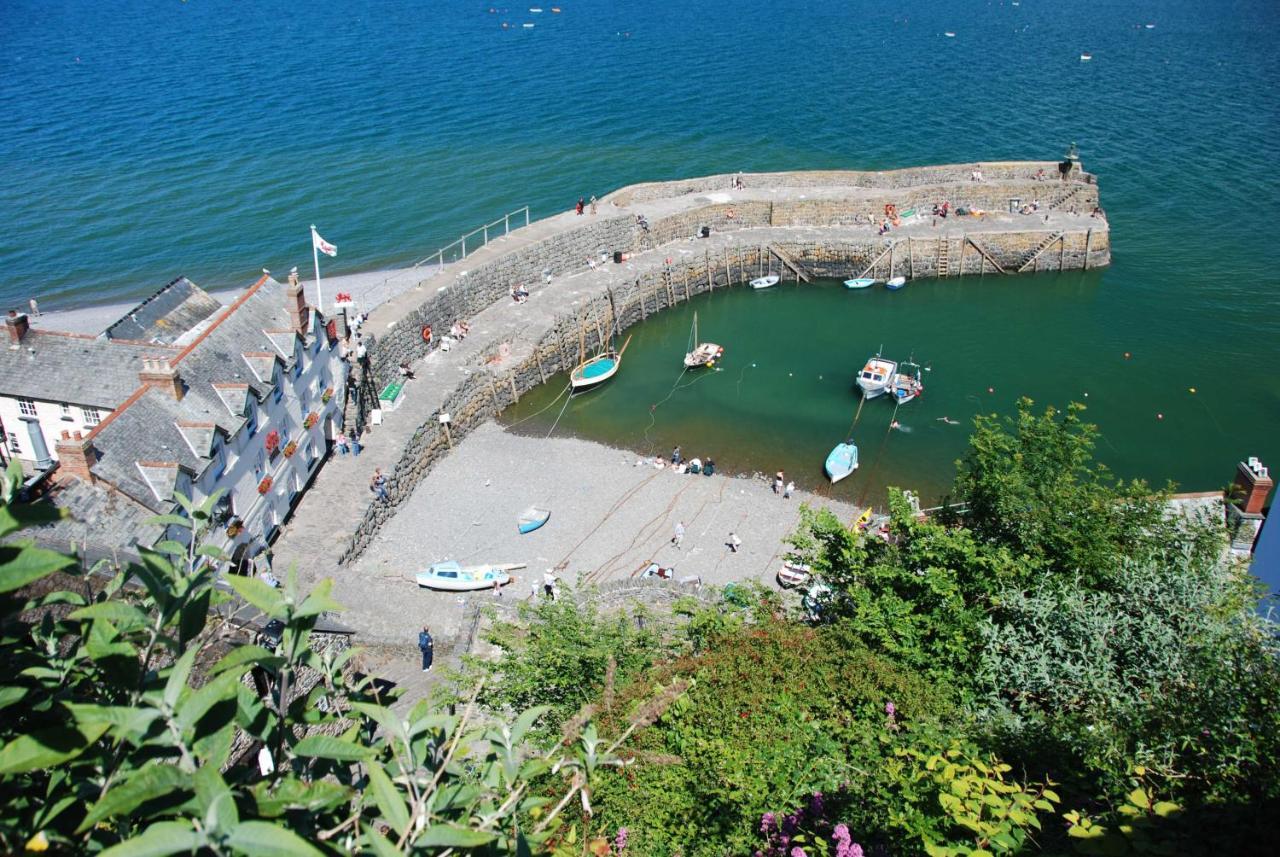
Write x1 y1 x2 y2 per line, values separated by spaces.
844 278 876 289
824 440 859 483
518 506 550 534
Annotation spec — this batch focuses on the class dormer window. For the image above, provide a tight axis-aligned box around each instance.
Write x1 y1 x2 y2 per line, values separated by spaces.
245 405 258 436
273 383 283 404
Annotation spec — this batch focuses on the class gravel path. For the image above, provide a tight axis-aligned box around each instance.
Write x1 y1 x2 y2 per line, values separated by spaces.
324 421 857 649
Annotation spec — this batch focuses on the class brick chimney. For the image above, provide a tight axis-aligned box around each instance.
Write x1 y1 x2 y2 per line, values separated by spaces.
6 310 30 345
1232 457 1273 515
55 430 97 482
286 274 308 336
139 356 185 400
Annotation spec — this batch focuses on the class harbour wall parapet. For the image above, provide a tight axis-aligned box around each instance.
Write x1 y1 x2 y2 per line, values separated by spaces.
336 164 1109 562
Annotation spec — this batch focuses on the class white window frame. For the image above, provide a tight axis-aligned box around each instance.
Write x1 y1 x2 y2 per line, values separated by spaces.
81 407 101 426
18 397 37 417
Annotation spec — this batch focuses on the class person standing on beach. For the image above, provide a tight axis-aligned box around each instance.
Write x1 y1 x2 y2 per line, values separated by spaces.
672 521 685 548
773 471 784 494
784 481 795 499
576 197 585 215
727 532 741 553
672 446 682 466
589 195 598 215
542 569 558 600
418 626 434 672
28 298 39 317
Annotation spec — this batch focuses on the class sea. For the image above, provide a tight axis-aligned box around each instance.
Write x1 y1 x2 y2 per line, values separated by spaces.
2 0 1279 581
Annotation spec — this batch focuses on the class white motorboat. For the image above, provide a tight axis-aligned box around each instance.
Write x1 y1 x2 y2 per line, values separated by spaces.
885 276 907 290
750 275 780 290
683 312 724 368
415 560 525 591
856 354 897 399
890 360 924 404
844 278 876 289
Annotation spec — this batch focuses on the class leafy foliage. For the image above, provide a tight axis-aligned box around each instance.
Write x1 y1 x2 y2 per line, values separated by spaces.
0 462 598 854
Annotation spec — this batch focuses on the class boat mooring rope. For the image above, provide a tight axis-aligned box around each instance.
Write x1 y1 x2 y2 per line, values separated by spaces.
856 398 904 508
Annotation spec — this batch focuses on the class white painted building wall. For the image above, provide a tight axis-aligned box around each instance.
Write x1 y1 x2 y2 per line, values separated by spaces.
0 394 106 469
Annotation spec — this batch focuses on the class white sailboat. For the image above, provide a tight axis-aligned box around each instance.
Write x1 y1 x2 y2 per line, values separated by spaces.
683 311 724 368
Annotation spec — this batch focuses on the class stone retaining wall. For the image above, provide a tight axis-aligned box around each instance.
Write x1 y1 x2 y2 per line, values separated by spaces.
610 162 1096 205
341 225 1109 563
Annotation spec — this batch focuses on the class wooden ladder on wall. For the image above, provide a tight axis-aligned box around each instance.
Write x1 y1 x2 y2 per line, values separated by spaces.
768 245 812 282
937 239 951 277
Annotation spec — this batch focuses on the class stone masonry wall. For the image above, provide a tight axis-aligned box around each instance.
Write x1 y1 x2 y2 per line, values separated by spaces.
611 162 1097 205
342 220 1110 564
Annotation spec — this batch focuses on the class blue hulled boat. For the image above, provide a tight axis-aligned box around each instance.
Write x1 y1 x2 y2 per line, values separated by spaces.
824 441 859 483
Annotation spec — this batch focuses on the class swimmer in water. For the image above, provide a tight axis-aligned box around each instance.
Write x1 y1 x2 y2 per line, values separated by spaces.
891 420 902 430
937 416 960 425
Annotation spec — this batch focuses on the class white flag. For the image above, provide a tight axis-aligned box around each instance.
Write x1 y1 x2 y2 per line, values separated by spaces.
312 229 337 257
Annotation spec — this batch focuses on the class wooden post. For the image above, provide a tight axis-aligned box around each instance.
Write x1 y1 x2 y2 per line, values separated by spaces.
1083 229 1093 270
706 252 714 292
536 352 547 384
1058 235 1066 271
758 246 763 278
723 247 731 288
442 420 453 449
959 234 967 277
909 237 914 280
888 240 896 280
683 266 690 300
640 285 648 319
510 374 520 403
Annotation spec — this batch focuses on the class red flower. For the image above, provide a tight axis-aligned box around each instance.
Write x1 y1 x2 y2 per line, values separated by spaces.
257 476 273 495
264 430 281 453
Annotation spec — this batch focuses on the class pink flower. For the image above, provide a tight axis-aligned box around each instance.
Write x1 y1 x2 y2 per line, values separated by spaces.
885 701 896 716
791 848 807 857
760 812 776 834
614 827 628 852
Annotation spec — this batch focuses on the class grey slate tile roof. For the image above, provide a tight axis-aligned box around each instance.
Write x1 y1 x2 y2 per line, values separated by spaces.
28 476 164 560
81 275 317 517
0 330 178 409
104 276 222 345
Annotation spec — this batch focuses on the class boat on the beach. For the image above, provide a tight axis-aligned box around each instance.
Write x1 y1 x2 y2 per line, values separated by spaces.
844 278 876 289
571 334 632 391
856 353 897 399
885 276 907 290
683 311 724 368
415 560 524 591
777 561 813 588
517 506 550 534
750 274 780 290
890 360 924 404
825 440 859 483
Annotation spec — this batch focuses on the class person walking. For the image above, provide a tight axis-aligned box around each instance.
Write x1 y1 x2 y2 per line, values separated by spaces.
370 468 389 502
575 197 585 215
672 520 685 548
784 480 795 499
727 532 741 553
589 195 598 215
335 432 349 456
351 431 362 457
542 569 558 600
418 626 434 672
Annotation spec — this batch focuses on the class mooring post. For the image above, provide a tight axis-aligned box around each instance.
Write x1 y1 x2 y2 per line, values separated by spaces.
1084 229 1093 270
706 251 714 292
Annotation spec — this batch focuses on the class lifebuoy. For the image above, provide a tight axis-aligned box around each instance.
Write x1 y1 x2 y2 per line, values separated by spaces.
421 325 433 343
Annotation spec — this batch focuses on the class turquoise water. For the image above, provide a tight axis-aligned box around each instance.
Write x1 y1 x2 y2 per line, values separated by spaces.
2 2 1278 523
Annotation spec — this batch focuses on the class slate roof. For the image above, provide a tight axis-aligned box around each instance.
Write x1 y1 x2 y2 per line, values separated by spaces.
27 476 165 561
80 275 319 516
104 277 223 345
0 330 177 409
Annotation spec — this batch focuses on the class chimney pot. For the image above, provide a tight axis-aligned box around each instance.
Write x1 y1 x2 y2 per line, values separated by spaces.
54 432 97 483
61 430 70 440
138 356 185 401
5 311 30 344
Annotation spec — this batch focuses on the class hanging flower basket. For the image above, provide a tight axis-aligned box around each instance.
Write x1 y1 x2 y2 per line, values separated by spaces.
282 441 298 458
257 476 273 495
303 412 319 429
321 387 334 404
264 429 281 455
225 519 244 538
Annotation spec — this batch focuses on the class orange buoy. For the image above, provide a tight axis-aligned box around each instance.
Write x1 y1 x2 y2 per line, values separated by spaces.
421 325 433 342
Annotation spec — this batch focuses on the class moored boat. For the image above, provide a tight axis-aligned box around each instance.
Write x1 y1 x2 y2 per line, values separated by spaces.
517 506 550 534
750 274 780 290
856 353 897 398
683 312 724 368
415 560 525 591
825 440 859 483
885 276 907 290
890 360 924 404
843 278 876 289
777 561 813 588
570 334 632 392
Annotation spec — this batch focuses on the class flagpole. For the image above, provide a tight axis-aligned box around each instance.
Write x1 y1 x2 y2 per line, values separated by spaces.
310 224 323 313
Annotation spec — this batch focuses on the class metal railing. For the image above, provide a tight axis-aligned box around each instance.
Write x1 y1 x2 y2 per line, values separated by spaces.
356 207 531 312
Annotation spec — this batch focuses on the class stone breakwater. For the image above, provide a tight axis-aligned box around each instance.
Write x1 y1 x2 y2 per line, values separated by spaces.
284 162 1109 566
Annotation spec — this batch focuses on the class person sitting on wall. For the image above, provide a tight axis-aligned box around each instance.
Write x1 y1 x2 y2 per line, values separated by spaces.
511 284 529 303
703 458 715 477
398 362 415 380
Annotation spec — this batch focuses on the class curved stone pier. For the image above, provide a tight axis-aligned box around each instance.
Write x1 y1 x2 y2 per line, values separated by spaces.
269 162 1109 578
